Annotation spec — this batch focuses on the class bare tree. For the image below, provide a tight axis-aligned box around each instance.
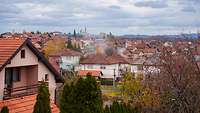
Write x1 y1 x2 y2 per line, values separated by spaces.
145 47 200 113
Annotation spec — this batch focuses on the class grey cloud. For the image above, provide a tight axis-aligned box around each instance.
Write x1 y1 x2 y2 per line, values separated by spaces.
178 0 200 4
0 0 200 35
134 1 168 8
0 4 21 15
109 5 121 9
182 6 196 13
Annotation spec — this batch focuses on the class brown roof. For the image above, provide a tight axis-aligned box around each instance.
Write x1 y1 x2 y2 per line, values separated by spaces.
0 95 59 113
49 49 81 56
0 38 63 83
142 48 157 54
80 54 108 64
80 54 128 65
107 54 128 64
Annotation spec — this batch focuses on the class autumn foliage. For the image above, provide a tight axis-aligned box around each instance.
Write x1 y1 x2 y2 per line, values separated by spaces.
43 37 66 58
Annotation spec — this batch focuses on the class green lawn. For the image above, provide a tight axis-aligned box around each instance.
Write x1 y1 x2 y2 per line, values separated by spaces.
101 85 121 97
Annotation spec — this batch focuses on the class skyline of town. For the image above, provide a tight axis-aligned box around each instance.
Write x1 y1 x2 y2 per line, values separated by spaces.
0 0 200 113
1 0 200 35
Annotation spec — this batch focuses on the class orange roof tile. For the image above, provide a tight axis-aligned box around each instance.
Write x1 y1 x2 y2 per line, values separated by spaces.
0 95 59 113
0 38 26 67
78 70 102 77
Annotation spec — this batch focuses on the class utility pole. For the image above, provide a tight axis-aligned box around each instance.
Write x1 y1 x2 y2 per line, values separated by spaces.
113 69 116 88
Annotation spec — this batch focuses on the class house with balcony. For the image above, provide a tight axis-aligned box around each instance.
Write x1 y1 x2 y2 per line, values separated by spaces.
0 38 63 101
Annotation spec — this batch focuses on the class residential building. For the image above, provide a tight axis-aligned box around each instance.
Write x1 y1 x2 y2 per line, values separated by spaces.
49 49 82 71
79 54 129 79
0 38 63 101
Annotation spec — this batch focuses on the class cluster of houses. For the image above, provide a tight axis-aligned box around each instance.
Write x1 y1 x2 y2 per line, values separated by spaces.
0 32 200 112
48 36 200 82
48 48 160 80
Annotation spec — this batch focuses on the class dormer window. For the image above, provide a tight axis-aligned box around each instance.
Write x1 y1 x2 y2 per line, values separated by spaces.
21 50 25 58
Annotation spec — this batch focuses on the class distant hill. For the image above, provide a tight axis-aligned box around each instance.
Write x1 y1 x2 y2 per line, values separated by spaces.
120 33 199 40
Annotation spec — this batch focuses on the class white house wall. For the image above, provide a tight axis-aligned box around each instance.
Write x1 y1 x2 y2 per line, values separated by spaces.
6 46 38 67
0 45 57 101
61 56 80 65
80 64 120 79
0 69 5 100
38 62 56 100
131 65 139 73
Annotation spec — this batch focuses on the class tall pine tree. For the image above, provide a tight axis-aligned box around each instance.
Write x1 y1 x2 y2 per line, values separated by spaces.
60 75 103 113
33 82 51 113
73 29 77 38
104 101 140 113
67 38 73 49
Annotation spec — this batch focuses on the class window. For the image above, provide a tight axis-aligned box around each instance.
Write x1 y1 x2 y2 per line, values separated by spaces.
87 65 93 69
100 66 106 69
12 68 20 82
137 65 143 70
45 74 49 81
21 50 25 58
65 57 71 60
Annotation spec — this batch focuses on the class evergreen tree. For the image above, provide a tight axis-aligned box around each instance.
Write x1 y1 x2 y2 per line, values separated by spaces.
33 82 51 113
60 82 75 113
104 105 111 113
73 29 77 38
104 101 140 113
60 75 103 113
67 38 73 49
0 106 9 113
83 74 103 113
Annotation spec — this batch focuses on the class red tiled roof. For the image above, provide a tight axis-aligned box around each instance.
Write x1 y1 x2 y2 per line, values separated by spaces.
0 95 59 113
0 38 26 68
78 70 102 77
49 49 81 56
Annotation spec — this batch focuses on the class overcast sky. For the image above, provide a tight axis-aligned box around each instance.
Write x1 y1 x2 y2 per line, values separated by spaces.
0 0 200 35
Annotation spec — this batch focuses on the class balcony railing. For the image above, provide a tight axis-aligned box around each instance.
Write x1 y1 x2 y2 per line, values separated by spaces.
3 82 48 100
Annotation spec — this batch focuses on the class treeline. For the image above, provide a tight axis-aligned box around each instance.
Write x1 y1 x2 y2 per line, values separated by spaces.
60 75 140 113
103 101 139 113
